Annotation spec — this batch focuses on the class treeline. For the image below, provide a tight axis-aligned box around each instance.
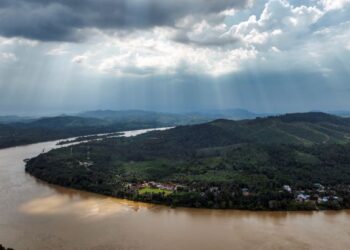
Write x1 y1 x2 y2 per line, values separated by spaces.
26 141 350 210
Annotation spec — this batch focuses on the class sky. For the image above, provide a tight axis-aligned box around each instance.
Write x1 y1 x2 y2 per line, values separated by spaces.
0 0 350 115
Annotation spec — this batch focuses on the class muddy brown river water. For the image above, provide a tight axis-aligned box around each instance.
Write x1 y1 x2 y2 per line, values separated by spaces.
0 129 350 250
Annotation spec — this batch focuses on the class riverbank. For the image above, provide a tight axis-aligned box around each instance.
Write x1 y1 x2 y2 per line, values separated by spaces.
25 165 350 212
2 138 350 250
25 114 350 211
25 131 350 211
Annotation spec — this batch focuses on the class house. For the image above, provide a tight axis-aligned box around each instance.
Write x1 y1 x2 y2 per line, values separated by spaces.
242 188 250 197
321 196 329 203
296 194 310 202
332 196 343 202
148 181 157 188
79 161 93 167
124 183 133 189
157 183 176 191
174 184 186 191
283 185 292 193
314 183 325 192
314 183 324 189
143 181 177 191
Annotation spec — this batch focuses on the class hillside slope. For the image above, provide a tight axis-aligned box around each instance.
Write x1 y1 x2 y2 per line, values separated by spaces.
26 112 350 211
141 112 350 147
0 115 167 149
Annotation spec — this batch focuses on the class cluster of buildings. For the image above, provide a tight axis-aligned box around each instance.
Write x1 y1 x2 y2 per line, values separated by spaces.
145 181 179 191
125 181 185 192
78 160 94 168
123 180 348 207
283 183 344 204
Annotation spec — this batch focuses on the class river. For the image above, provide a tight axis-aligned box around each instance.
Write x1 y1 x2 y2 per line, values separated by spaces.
0 128 350 250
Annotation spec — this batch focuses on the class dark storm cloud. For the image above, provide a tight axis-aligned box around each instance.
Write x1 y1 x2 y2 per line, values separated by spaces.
172 31 239 47
0 0 250 42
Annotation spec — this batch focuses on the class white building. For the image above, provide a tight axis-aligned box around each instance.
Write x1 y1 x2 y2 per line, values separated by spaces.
283 185 292 193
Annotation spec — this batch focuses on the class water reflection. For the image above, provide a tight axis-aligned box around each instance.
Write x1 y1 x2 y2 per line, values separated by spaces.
20 195 128 217
19 188 158 219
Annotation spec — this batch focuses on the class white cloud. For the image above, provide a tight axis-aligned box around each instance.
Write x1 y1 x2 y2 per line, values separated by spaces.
270 46 281 52
0 37 37 47
50 0 350 78
0 52 17 62
244 29 269 44
70 27 257 77
319 0 350 11
228 0 324 48
271 29 283 36
0 37 14 46
72 55 88 64
47 45 69 56
219 8 236 17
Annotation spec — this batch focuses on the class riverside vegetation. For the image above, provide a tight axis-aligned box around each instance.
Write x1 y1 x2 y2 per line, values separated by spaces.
26 112 350 210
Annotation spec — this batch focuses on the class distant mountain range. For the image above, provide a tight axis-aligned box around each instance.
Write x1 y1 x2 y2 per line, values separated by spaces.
77 108 271 122
0 110 208 149
0 115 35 124
1 109 350 149
330 111 350 117
1 108 350 125
77 110 209 125
1 108 256 125
188 108 270 120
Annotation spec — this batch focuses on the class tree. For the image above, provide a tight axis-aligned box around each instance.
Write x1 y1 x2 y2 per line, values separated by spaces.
0 244 14 250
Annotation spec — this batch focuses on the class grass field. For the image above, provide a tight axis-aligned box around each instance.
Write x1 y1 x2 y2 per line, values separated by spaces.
138 187 173 196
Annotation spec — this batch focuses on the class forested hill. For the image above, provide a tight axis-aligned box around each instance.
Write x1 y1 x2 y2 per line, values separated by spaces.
0 108 264 149
136 112 350 148
0 115 174 149
26 112 350 211
0 112 207 149
4 110 347 149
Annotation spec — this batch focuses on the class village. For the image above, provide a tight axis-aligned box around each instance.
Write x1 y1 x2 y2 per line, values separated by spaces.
243 183 347 207
124 180 349 209
124 181 187 196
285 183 345 205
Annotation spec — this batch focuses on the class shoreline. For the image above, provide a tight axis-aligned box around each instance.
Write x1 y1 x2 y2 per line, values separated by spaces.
25 170 348 213
2 121 350 249
19 126 350 213
0 126 172 150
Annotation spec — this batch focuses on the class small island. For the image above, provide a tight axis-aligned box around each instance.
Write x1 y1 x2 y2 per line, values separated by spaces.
56 132 123 145
26 112 350 211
